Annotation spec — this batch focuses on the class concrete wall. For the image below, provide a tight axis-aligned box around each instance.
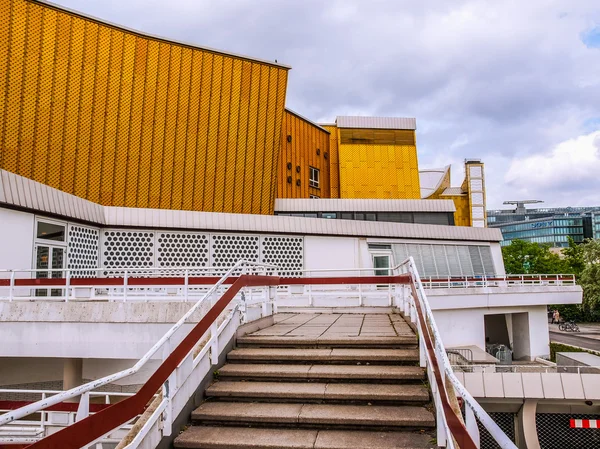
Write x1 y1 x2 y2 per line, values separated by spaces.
0 208 34 271
433 305 551 359
512 312 531 360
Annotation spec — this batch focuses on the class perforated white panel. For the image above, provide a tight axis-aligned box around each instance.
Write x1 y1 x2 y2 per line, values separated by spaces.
67 225 99 278
210 234 260 268
101 230 155 274
157 233 209 268
261 236 304 277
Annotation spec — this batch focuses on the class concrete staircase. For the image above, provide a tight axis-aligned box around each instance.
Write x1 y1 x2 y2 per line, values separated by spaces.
174 314 435 449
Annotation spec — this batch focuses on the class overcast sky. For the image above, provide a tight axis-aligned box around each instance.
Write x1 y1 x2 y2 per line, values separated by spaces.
54 0 600 209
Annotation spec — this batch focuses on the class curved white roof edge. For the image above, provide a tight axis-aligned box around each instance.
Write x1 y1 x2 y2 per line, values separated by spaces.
419 165 450 199
0 170 501 242
275 198 456 213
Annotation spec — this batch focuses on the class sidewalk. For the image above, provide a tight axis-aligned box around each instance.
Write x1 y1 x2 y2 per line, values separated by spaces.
548 322 600 341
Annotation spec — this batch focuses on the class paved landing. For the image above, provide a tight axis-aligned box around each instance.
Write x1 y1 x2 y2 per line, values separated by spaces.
253 313 414 338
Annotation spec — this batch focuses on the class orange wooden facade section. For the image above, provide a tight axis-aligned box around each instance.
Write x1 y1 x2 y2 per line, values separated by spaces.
277 110 331 199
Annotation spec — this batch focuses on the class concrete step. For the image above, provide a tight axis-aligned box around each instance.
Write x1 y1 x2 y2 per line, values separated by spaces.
191 402 435 430
227 347 419 365
217 363 426 382
174 426 434 449
236 335 417 348
206 381 429 403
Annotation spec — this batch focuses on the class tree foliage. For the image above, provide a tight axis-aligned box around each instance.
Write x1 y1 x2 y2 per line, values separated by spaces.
501 237 600 322
501 240 568 275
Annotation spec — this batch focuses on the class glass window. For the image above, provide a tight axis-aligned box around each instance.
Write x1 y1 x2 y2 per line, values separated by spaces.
36 221 65 242
321 212 337 219
309 166 320 188
304 213 318 218
366 213 376 221
309 194 320 199
355 213 365 221
373 255 391 276
341 213 353 220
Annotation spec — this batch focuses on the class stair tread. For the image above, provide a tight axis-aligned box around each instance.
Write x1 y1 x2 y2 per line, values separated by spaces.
237 335 417 347
174 426 433 449
207 381 429 401
228 347 419 362
218 363 426 380
192 402 435 427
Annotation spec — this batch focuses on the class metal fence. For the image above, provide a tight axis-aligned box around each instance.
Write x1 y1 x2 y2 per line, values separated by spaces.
537 413 600 449
477 412 517 449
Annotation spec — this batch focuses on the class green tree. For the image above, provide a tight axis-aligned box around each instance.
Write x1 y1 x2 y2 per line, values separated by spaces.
502 239 581 321
501 240 568 275
562 236 585 277
579 239 600 321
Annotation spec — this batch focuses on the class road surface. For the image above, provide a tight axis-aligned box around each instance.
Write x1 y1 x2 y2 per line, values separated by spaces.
549 331 600 352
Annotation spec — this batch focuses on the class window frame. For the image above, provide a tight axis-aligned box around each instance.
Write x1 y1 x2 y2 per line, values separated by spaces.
309 166 320 189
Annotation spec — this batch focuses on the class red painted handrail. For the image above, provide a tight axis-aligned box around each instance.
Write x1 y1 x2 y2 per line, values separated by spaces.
0 274 410 288
409 277 477 449
24 274 279 449
17 272 475 449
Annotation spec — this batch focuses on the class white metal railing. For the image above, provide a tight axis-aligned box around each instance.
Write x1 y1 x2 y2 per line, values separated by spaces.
0 260 276 434
0 266 576 302
0 265 273 302
398 257 517 448
0 389 136 445
452 364 600 374
420 273 575 289
1 259 521 448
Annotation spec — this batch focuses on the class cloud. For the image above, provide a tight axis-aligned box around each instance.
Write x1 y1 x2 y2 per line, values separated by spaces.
52 0 600 208
505 131 600 205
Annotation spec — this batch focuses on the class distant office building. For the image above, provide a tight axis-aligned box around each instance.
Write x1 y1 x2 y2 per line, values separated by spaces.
487 201 600 247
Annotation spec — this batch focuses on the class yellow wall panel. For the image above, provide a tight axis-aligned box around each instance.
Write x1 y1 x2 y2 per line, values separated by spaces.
338 143 420 199
86 25 111 203
73 21 98 199
170 47 193 211
180 51 203 211
1 0 288 214
232 60 252 213
192 52 213 211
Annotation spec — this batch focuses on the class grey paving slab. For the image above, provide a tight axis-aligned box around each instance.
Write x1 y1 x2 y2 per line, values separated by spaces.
206 381 327 400
314 430 434 449
174 426 318 449
298 404 435 427
192 402 303 424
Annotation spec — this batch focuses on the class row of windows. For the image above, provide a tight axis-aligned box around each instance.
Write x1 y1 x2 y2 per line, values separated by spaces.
501 234 584 246
275 211 454 226
500 219 582 233
503 227 584 240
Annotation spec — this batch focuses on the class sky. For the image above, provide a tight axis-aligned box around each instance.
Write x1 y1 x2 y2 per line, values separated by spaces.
54 0 600 209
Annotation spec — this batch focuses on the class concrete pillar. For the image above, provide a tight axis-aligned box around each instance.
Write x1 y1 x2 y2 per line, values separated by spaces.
517 399 540 449
63 358 83 401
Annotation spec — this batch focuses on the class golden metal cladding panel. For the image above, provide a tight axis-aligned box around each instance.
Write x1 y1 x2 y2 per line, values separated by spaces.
277 110 331 199
322 124 339 198
0 0 289 214
338 143 420 199
444 194 471 227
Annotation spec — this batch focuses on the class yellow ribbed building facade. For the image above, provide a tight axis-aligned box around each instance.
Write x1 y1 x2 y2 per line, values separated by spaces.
0 0 484 226
0 0 288 215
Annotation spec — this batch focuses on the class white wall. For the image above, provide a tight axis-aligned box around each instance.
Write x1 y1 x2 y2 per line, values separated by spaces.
490 242 506 275
433 305 551 359
0 208 34 272
512 312 531 360
304 236 363 275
